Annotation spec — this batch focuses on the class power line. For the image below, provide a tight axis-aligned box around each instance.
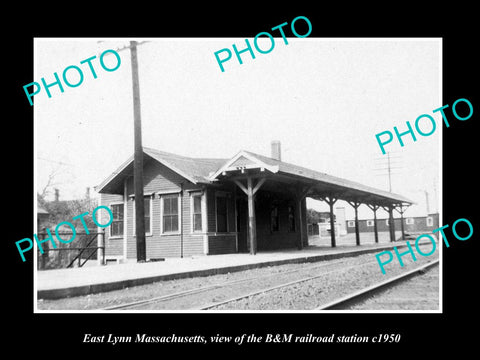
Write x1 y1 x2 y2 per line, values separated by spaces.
372 151 404 192
97 41 150 57
37 157 74 167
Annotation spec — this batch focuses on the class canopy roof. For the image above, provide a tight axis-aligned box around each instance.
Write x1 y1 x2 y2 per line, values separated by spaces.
96 147 413 207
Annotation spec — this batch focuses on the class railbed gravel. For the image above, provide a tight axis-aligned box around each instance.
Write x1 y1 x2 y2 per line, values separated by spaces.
345 265 439 310
213 254 438 310
37 245 439 311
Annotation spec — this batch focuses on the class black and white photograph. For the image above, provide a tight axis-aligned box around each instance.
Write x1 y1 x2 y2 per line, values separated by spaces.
7 6 479 354
33 37 441 313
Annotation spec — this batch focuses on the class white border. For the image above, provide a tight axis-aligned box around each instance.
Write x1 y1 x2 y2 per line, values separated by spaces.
34 37 443 314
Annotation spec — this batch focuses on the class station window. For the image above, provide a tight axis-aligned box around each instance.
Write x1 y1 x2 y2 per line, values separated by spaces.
162 194 179 233
406 218 414 225
366 220 374 227
110 203 124 237
192 194 203 232
347 220 355 227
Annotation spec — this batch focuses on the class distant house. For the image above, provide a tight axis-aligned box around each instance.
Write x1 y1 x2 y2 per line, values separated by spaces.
37 205 50 231
37 188 97 230
96 142 412 262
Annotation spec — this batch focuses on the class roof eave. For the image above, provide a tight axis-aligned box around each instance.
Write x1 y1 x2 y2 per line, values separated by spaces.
96 150 202 195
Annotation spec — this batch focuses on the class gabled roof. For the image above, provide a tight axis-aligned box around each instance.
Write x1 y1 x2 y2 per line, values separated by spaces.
96 146 413 206
95 147 227 194
208 150 412 205
144 147 226 184
242 151 413 204
208 150 279 180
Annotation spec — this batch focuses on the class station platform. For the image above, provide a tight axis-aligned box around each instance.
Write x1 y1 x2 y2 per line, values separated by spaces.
36 232 412 300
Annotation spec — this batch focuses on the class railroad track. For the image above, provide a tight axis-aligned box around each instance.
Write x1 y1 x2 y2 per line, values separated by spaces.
198 260 380 310
315 259 440 310
103 249 439 311
103 258 377 310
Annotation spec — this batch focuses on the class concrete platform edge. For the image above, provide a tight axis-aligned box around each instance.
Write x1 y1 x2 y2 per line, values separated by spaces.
37 243 408 300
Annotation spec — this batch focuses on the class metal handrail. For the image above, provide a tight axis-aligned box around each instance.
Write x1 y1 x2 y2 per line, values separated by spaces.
37 229 105 269
67 233 99 268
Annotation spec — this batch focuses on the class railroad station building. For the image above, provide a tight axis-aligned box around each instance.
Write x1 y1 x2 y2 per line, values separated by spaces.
95 141 413 262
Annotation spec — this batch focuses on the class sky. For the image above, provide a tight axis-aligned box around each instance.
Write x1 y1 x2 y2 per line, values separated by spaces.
34 37 441 220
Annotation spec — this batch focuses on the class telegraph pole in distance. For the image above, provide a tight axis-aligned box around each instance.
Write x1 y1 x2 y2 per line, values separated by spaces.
387 152 392 192
130 40 146 262
373 151 403 193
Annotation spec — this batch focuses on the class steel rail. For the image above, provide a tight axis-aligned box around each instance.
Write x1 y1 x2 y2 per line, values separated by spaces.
102 257 370 310
315 259 440 310
104 248 438 311
198 260 379 310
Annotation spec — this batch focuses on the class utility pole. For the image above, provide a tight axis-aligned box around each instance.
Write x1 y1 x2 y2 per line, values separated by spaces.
98 40 149 261
387 152 392 192
373 151 403 193
130 40 146 262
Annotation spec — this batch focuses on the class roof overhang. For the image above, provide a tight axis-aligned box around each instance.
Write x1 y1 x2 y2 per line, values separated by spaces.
96 147 414 208
95 150 200 195
209 153 413 207
94 154 134 195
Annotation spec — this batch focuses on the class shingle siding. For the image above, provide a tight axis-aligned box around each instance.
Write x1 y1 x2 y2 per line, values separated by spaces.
208 234 237 254
103 159 207 259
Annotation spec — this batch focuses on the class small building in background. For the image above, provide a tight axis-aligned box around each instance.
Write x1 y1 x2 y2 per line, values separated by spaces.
346 213 439 234
37 205 50 231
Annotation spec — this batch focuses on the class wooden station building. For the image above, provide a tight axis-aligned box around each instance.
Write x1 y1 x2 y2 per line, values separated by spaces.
96 141 413 261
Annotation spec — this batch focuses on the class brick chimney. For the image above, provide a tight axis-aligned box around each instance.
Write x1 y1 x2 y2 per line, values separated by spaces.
271 140 281 161
54 188 59 202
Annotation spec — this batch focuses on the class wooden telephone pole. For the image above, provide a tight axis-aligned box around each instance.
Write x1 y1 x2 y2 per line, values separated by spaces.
373 151 403 192
98 40 148 261
130 41 146 262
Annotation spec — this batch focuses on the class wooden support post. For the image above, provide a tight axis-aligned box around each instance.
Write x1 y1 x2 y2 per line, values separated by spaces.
325 196 337 247
234 186 238 253
388 206 395 242
347 201 361 246
235 177 266 255
295 185 311 250
367 204 379 244
400 210 405 241
395 204 409 241
296 197 304 250
399 206 405 241
247 177 256 255
301 197 308 248
354 205 360 246
372 206 379 243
